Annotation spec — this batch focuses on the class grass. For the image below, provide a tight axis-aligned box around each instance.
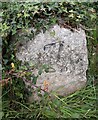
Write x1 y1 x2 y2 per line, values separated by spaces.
2 78 97 119
1 29 97 120
1 2 97 119
1 26 97 119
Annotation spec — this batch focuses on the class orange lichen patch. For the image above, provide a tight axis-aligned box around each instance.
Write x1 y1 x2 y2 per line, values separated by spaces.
43 80 49 92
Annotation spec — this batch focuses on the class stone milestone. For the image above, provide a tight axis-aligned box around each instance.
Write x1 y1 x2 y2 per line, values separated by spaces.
16 24 88 98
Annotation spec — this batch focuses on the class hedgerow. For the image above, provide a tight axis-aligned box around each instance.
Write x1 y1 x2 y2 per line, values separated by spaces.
1 2 97 119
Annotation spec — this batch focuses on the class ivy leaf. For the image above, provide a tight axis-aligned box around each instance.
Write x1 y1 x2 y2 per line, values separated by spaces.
38 68 43 75
24 12 30 18
17 13 22 18
12 29 17 35
33 75 38 84
68 13 74 18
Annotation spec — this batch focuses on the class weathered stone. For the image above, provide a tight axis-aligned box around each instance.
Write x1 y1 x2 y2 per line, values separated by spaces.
16 24 88 98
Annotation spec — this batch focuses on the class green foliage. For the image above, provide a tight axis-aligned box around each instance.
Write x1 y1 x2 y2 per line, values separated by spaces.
2 84 97 119
1 2 97 37
1 2 97 119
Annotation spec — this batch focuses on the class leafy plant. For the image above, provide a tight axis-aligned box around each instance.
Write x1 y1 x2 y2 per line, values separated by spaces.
1 2 97 119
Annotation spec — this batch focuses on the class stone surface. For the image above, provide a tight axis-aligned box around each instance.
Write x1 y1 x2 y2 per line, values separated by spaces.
16 24 88 97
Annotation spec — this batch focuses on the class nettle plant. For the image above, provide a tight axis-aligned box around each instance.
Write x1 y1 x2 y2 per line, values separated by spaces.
1 2 97 102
